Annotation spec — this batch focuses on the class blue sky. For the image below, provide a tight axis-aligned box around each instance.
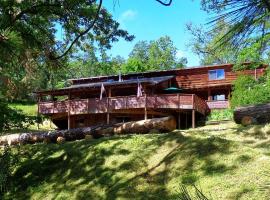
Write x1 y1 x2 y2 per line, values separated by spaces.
103 0 210 66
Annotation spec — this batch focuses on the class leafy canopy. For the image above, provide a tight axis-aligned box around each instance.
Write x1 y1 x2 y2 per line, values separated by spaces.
122 36 187 73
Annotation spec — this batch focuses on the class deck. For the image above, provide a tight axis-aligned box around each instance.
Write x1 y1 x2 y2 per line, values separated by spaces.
206 100 229 109
38 94 210 116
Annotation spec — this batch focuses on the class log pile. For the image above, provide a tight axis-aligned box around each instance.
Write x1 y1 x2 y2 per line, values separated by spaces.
234 102 270 125
0 116 176 146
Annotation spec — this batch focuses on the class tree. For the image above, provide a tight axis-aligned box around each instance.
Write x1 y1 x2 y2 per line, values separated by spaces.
148 36 185 70
200 0 270 50
123 36 187 73
187 20 268 67
0 0 134 64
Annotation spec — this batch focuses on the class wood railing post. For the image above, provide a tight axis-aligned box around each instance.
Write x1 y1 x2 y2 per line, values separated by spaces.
192 109 195 129
144 94 147 120
178 94 181 129
87 98 89 114
37 96 40 130
107 97 110 125
107 87 111 125
192 94 195 110
68 93 71 130
191 94 196 129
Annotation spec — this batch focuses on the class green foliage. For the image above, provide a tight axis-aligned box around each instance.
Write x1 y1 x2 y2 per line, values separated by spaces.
0 98 35 132
0 146 11 195
123 36 187 73
207 109 233 121
0 146 19 195
200 0 270 51
0 0 133 101
187 20 268 66
231 74 270 108
3 123 270 199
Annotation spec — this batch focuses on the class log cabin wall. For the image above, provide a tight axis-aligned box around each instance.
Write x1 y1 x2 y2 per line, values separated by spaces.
70 64 265 91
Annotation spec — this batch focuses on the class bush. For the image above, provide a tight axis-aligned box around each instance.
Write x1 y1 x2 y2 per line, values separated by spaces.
0 146 19 196
231 73 270 108
207 109 233 121
0 99 35 132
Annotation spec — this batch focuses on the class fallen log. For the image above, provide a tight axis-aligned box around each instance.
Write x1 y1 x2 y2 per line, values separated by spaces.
234 102 270 125
113 116 176 134
0 116 176 146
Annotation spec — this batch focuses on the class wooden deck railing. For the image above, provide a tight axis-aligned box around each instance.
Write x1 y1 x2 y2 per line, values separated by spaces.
38 94 209 115
206 100 229 109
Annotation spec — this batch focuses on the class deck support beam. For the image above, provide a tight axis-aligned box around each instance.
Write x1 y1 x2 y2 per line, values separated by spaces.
192 110 195 129
178 112 181 129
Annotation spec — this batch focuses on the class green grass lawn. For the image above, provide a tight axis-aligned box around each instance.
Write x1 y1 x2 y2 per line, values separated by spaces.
3 122 270 200
9 103 37 116
7 103 56 132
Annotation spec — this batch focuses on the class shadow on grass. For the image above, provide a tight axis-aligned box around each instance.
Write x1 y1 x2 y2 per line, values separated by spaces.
5 132 236 200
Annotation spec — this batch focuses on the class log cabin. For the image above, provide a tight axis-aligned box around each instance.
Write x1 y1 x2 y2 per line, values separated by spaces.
36 63 266 130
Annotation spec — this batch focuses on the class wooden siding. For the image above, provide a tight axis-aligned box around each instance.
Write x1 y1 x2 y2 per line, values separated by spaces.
70 64 266 90
174 67 265 89
39 94 210 116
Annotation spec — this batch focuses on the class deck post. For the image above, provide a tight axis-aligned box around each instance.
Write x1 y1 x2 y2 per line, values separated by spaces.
107 87 111 125
192 109 195 128
178 93 181 129
37 96 40 130
208 88 211 101
178 112 181 129
68 92 71 130
144 93 147 120
185 112 188 129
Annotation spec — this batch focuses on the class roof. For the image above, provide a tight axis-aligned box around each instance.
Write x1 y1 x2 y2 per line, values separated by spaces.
68 63 236 83
36 75 174 96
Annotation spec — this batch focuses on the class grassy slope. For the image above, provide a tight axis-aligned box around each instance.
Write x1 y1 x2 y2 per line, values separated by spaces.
4 122 270 200
9 103 37 116
8 103 55 131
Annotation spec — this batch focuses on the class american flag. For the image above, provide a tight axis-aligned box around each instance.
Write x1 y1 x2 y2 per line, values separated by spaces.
137 82 143 97
100 83 106 100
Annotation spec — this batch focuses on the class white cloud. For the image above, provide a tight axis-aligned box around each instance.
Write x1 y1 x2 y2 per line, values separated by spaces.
120 9 137 22
176 50 185 58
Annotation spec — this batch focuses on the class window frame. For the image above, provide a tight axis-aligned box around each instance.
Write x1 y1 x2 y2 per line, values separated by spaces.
208 69 225 80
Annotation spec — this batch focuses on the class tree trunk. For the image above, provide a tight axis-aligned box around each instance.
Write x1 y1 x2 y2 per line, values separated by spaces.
0 116 176 146
234 102 270 125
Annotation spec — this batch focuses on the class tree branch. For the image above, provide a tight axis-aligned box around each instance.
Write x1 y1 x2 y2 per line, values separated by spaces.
262 0 270 12
12 3 61 24
51 0 103 60
155 0 172 6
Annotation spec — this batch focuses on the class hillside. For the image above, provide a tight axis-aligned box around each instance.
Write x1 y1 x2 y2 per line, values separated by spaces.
3 122 270 200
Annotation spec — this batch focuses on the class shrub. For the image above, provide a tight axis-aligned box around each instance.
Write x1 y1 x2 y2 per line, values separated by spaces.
0 99 35 133
207 109 233 121
231 72 270 108
0 146 19 196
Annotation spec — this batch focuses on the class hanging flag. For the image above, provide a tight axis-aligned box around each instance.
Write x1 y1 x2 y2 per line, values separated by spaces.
118 71 122 82
100 83 106 100
137 82 143 97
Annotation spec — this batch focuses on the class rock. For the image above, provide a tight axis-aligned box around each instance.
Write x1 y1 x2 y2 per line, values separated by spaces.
56 136 65 144
85 134 93 140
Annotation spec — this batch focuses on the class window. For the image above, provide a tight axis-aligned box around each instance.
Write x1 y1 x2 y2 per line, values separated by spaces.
209 69 225 80
212 94 225 101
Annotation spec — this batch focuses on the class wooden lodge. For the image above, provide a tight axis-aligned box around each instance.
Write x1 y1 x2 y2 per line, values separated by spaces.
36 63 266 130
